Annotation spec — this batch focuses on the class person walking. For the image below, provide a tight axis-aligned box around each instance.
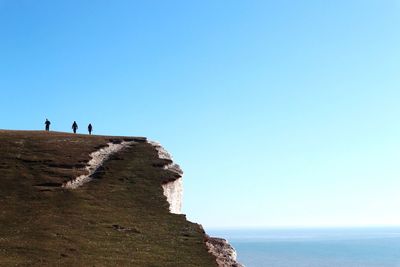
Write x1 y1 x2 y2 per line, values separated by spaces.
72 121 78 134
88 123 93 135
45 119 51 131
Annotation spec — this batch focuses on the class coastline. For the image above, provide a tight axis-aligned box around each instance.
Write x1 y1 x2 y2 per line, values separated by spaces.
208 227 400 267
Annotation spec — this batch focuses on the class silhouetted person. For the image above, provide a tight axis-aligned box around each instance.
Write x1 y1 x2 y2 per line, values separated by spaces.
88 123 93 135
72 121 78 134
45 119 51 131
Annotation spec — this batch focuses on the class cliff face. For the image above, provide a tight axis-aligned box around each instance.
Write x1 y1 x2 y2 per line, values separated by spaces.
149 141 243 267
206 237 244 267
149 141 183 214
162 178 183 214
0 131 217 266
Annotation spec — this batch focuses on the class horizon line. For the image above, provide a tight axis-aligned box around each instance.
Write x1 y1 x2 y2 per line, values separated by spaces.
205 224 400 230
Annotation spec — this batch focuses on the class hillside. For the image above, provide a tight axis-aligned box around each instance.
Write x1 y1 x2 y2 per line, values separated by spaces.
0 130 220 266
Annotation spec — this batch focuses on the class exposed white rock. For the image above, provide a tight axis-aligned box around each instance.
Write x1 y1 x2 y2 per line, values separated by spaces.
162 178 183 214
149 140 183 214
150 140 242 266
206 237 244 267
62 141 135 189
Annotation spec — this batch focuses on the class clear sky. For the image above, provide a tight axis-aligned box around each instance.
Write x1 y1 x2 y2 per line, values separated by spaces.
1 0 400 228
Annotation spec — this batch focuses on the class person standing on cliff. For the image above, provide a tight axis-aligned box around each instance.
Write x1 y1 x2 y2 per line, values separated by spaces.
72 121 78 134
88 123 93 135
45 119 51 131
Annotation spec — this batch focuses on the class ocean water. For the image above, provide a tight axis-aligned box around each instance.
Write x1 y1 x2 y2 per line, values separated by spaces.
208 228 400 267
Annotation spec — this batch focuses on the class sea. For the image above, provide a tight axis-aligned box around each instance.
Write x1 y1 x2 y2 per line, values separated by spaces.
207 227 400 267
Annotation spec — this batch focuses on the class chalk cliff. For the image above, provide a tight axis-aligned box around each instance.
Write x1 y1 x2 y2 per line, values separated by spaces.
0 130 241 266
149 141 243 267
149 141 183 214
206 237 244 267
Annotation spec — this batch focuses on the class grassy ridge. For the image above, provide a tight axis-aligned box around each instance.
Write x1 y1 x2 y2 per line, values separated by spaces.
0 131 216 266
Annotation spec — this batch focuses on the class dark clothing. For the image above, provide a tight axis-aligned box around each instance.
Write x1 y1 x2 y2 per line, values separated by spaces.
72 122 78 134
45 120 51 131
88 124 93 135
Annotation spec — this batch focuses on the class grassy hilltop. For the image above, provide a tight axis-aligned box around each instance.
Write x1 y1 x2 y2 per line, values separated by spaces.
0 130 216 266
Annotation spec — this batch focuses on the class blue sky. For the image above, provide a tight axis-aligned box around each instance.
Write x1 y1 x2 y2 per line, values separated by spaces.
1 0 400 228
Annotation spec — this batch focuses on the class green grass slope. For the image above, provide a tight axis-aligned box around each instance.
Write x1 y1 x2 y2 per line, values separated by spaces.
0 130 216 267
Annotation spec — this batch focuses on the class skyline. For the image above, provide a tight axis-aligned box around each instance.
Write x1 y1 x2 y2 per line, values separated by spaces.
2 0 400 228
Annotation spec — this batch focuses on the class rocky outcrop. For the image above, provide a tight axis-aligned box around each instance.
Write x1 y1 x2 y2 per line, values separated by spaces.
149 141 183 214
161 177 183 214
206 237 244 267
149 140 243 266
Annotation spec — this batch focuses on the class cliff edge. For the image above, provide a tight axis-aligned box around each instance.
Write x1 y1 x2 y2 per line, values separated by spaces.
0 130 241 266
149 141 243 267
